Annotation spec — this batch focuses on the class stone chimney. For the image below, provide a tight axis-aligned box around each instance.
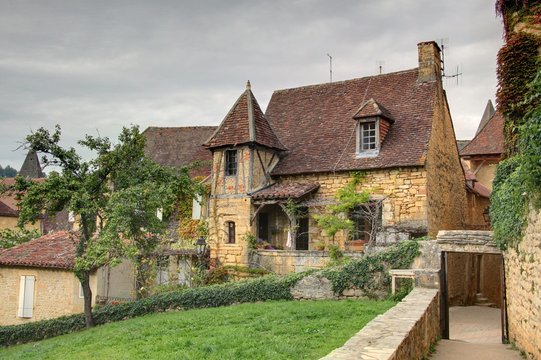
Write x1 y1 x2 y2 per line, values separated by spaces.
417 41 442 84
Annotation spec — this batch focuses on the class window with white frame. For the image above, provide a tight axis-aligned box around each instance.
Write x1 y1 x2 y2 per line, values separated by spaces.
356 120 379 157
18 275 35 318
192 195 202 220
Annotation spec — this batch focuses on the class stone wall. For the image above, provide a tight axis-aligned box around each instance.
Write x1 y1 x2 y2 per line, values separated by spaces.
252 250 364 275
320 288 440 360
0 267 97 326
425 83 467 237
504 208 541 359
279 167 429 247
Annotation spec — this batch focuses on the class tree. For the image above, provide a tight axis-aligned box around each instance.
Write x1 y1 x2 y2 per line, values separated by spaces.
0 165 17 177
11 125 198 327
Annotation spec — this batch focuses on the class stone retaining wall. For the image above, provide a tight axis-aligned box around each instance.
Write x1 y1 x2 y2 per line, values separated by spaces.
504 208 541 359
251 250 364 274
320 288 440 360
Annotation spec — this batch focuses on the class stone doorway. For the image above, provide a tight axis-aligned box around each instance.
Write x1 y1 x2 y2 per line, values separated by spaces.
437 231 508 344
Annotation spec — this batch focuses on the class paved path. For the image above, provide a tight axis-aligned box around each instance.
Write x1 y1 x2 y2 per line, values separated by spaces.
431 306 522 359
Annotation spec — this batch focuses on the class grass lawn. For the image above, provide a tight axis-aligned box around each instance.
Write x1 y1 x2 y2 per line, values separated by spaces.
0 299 394 360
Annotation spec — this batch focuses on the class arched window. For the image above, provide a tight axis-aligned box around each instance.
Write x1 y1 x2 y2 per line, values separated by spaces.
226 221 236 244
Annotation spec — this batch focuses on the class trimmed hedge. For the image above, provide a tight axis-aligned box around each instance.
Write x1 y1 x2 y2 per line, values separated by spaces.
0 273 304 348
0 241 421 348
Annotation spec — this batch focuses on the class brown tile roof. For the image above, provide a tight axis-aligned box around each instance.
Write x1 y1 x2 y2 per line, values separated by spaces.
0 178 46 217
0 231 78 270
353 98 395 122
142 126 216 178
461 110 504 157
265 69 436 175
251 182 320 200
204 82 286 151
461 160 491 198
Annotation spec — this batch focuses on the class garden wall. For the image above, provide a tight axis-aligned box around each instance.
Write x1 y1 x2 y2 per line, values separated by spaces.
251 250 364 274
320 288 440 360
504 208 541 359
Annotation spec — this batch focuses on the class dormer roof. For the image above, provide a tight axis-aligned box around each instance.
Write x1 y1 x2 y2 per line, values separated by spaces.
204 82 286 151
353 98 395 123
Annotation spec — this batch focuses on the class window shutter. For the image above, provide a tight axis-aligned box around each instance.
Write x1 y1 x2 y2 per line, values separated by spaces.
192 195 202 220
18 276 35 318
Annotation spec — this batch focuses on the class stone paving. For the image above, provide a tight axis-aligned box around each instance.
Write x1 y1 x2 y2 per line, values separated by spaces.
430 306 523 360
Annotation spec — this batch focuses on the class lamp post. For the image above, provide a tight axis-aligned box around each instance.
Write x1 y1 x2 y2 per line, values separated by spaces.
195 237 208 269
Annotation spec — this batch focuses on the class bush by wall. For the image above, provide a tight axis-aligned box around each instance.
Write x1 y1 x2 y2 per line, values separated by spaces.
0 272 304 347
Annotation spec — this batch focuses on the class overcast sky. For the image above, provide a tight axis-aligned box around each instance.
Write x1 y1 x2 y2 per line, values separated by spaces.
0 0 503 169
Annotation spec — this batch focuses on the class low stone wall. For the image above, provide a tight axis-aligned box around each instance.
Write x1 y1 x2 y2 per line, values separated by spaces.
504 208 541 359
320 288 440 360
251 250 364 274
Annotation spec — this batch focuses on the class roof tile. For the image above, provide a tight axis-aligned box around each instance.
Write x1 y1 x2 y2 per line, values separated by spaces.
460 110 504 156
0 231 78 270
251 182 320 200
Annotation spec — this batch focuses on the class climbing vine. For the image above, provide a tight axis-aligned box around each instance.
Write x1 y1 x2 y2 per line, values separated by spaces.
491 70 541 249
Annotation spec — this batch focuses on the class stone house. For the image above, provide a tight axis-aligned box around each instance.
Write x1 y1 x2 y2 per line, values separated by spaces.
204 41 466 272
0 231 98 326
460 101 504 229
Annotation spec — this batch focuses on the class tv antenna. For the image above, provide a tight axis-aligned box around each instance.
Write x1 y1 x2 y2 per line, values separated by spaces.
327 53 333 83
376 60 385 75
438 38 463 85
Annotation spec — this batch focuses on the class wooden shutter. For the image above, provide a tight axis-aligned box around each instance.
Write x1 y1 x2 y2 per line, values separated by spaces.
18 275 35 318
192 195 202 220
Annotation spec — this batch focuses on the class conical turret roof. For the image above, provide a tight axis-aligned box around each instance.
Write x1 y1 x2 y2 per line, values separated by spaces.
204 81 286 151
19 150 45 178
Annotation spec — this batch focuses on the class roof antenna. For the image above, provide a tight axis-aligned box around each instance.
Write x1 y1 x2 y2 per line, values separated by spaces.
439 38 463 86
327 53 333 83
376 60 385 75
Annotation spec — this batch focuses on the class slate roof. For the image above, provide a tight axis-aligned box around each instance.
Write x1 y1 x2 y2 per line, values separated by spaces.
0 231 78 270
265 69 436 175
205 82 286 151
476 100 496 136
456 140 470 152
19 150 45 179
461 110 504 157
142 126 216 178
251 182 320 200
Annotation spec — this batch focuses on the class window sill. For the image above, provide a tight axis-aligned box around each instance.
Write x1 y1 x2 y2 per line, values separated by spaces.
356 150 379 159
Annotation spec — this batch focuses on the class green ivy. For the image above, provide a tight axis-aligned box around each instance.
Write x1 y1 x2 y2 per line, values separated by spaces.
491 70 541 249
321 240 420 296
0 228 40 249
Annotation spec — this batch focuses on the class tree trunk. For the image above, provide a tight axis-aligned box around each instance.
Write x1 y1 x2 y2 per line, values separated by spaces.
80 271 95 328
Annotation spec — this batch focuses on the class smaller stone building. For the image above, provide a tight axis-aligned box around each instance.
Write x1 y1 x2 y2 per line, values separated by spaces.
0 231 98 326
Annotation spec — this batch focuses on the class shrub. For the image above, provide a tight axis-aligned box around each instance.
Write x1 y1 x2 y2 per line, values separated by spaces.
321 240 420 296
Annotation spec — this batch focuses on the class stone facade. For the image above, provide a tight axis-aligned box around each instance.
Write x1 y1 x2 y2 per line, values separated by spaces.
504 208 541 359
425 81 467 237
0 267 97 326
0 216 41 232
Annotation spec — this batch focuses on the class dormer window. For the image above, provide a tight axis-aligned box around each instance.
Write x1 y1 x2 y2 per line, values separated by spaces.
356 118 379 158
225 149 237 176
352 98 394 159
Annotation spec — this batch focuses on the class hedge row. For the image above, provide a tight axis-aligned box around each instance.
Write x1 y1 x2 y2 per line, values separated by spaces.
0 272 304 347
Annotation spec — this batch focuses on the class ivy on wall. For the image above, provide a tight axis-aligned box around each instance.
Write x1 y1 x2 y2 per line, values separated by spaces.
491 71 541 249
496 32 541 153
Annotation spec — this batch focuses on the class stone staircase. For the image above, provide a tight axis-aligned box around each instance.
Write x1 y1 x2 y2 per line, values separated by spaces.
474 292 495 307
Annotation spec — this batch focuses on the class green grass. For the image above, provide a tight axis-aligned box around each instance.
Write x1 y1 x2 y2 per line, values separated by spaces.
0 299 394 360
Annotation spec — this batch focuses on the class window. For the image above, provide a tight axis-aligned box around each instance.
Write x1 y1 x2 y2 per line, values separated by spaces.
356 120 379 158
156 256 169 285
18 276 35 318
360 122 377 150
79 283 85 299
225 150 237 176
227 221 236 244
349 203 381 242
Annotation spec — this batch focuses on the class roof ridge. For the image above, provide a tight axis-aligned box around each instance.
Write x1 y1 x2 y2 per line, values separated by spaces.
271 68 418 94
